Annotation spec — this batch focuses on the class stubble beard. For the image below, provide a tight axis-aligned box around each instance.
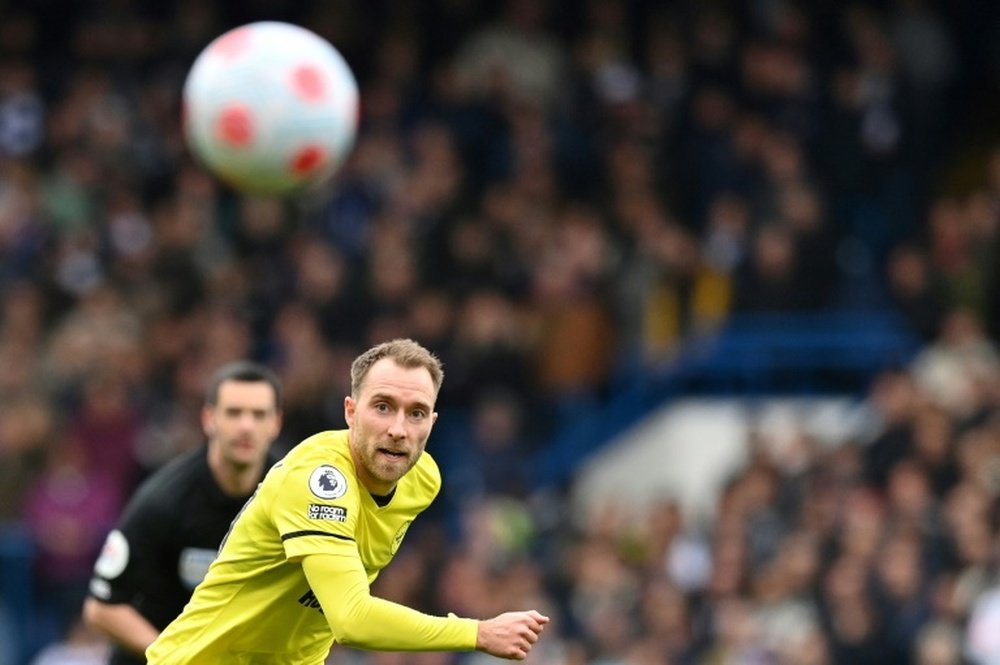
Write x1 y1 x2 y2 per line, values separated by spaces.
353 424 427 490
368 449 410 485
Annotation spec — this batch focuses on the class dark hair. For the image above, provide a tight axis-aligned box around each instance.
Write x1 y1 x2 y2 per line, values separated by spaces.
350 339 444 397
205 361 283 409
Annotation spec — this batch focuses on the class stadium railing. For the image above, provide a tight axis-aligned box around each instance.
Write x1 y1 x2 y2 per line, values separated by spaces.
531 309 922 489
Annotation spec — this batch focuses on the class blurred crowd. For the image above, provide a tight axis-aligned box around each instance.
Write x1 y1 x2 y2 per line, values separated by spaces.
2 0 1000 663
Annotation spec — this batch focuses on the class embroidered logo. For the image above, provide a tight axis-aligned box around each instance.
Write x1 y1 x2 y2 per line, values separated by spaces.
308 465 348 500
391 520 412 554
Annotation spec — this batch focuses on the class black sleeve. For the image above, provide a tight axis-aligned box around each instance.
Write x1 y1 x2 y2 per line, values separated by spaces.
89 490 173 605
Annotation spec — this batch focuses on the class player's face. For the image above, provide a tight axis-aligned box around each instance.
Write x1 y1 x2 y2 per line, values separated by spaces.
345 358 438 495
203 380 282 469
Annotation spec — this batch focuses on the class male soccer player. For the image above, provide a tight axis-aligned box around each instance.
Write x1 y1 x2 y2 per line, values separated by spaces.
83 361 283 664
146 338 549 663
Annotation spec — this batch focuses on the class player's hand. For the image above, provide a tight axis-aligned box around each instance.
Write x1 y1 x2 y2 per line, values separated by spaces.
475 610 550 660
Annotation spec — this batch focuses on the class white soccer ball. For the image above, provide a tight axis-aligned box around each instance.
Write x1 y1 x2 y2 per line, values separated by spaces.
182 21 359 196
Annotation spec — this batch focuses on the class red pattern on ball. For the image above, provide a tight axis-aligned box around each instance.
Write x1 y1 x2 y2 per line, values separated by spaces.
291 145 327 174
216 104 254 146
291 66 325 102
212 26 253 59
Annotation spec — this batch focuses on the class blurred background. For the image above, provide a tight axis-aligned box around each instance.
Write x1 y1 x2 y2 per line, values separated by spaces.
2 0 1000 663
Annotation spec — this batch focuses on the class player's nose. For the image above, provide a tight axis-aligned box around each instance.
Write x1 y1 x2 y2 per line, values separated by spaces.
387 411 407 439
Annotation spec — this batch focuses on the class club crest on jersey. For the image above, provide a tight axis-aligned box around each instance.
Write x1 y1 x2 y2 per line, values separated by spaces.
391 520 412 554
309 465 348 500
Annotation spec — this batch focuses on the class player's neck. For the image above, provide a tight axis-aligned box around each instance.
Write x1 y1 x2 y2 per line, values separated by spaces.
213 464 261 496
350 455 396 497
355 467 395 497
207 445 262 496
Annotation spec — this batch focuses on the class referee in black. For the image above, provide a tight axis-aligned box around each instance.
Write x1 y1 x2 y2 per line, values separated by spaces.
83 361 283 664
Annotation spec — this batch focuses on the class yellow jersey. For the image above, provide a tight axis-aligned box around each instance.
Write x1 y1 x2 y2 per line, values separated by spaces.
146 429 474 664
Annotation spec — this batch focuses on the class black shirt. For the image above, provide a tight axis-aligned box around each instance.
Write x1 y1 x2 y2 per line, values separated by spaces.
88 445 273 665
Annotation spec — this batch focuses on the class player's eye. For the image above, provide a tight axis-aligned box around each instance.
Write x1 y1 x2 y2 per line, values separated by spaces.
409 409 427 421
374 402 391 414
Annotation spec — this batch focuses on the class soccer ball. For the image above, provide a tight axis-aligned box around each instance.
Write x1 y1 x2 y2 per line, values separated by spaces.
182 21 359 196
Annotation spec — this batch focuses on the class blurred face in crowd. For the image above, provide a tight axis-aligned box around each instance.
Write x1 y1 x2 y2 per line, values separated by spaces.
203 379 282 471
346 358 438 495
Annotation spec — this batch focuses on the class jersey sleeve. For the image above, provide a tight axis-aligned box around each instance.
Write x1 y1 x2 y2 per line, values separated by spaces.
270 461 362 560
89 494 171 605
302 553 479 651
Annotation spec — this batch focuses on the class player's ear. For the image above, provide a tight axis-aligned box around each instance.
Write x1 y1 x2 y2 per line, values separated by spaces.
201 405 216 437
344 396 356 427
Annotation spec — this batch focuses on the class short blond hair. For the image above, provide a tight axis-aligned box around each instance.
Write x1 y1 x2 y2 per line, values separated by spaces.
350 338 444 397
